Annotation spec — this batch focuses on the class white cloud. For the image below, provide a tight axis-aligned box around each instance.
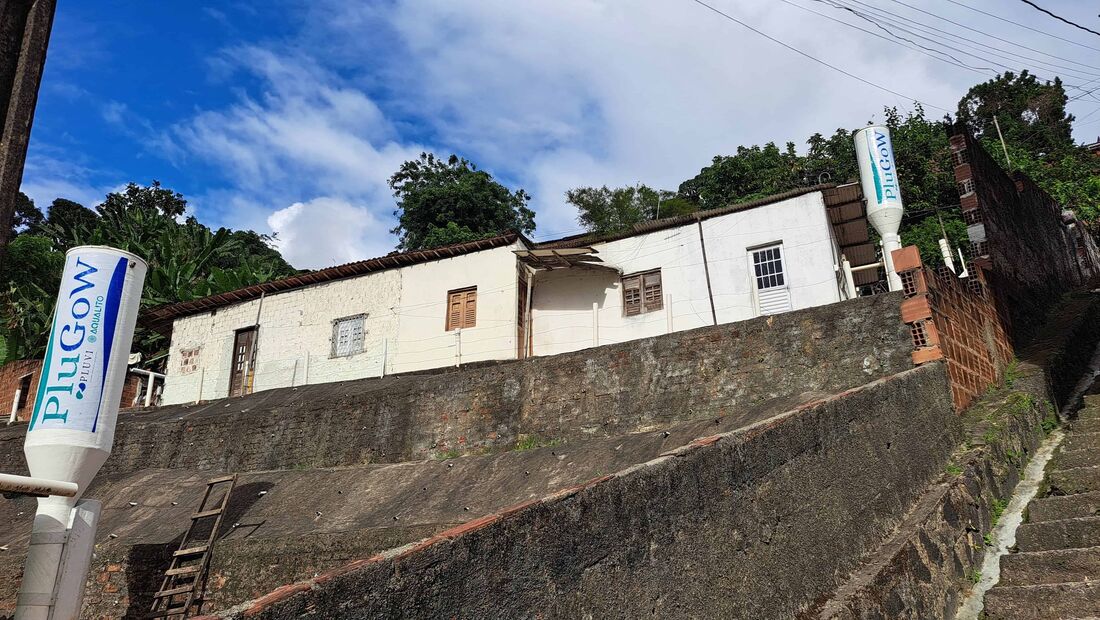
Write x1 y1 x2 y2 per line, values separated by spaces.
56 0 1098 268
266 197 391 269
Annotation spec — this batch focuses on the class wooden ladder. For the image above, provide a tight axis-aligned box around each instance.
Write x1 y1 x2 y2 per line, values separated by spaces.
147 474 237 619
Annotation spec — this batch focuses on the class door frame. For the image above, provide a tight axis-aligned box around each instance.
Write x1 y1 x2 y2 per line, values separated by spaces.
228 326 258 397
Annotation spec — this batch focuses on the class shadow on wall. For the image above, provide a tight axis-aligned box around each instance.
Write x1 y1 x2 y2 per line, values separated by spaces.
532 268 619 313
120 481 274 618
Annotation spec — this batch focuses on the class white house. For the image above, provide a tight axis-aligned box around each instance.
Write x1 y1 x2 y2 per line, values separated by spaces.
148 183 880 405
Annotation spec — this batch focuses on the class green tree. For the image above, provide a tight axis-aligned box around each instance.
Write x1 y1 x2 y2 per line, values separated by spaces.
389 153 535 250
9 192 44 237
567 185 698 235
677 142 803 209
900 210 969 267
36 198 99 251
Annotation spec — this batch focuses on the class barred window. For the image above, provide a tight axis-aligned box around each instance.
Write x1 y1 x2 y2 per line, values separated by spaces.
963 208 983 225
951 148 968 166
622 270 663 316
331 314 367 357
752 245 786 290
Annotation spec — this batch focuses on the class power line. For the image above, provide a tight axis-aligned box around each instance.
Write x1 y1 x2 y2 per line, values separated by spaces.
849 0 1100 78
1018 0 1100 39
686 0 952 113
774 0 991 75
940 0 1100 54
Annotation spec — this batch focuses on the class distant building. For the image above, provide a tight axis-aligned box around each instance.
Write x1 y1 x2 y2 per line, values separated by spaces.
146 183 881 406
1088 137 1100 156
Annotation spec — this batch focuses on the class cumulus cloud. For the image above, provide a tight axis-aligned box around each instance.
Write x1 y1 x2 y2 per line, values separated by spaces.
267 197 392 269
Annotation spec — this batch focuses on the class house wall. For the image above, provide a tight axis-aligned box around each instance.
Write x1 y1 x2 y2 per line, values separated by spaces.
531 192 843 357
0 359 40 422
160 244 525 405
160 269 402 406
390 243 523 374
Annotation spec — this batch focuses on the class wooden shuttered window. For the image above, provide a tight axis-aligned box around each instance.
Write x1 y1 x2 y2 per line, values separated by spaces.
622 269 662 316
446 287 477 330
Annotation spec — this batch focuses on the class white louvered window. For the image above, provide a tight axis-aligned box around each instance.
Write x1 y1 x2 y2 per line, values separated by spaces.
331 314 367 357
751 244 793 315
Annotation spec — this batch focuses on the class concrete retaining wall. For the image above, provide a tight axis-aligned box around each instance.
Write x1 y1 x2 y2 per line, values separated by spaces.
216 363 957 620
0 293 911 477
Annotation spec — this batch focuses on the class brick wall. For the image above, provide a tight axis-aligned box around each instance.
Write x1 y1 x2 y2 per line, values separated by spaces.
892 246 1013 411
0 360 40 422
948 124 1099 344
0 359 145 423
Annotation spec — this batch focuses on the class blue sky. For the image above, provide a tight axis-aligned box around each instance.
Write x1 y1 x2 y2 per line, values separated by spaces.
22 0 1100 269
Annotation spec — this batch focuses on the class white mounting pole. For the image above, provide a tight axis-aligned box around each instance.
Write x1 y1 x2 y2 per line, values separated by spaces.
841 257 857 300
592 302 599 347
9 389 20 424
939 238 957 274
380 338 388 378
454 330 462 367
665 294 673 334
195 367 205 404
957 248 970 278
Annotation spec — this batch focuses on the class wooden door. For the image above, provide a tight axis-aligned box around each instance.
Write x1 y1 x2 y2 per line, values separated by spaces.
229 327 257 397
517 274 529 359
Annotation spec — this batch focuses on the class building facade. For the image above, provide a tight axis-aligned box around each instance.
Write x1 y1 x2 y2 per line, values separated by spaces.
150 184 876 406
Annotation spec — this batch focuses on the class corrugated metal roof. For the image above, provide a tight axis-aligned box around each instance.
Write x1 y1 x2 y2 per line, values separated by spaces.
142 232 524 330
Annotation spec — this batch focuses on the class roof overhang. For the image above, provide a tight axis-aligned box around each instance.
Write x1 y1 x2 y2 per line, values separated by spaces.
514 247 620 273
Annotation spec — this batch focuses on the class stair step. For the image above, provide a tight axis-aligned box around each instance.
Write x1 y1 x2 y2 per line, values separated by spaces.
1062 432 1100 452
191 509 222 519
1016 516 1100 552
153 584 194 598
207 474 236 484
1029 492 1100 522
1055 449 1100 470
1072 417 1100 433
983 581 1100 620
1048 465 1100 496
146 606 189 618
999 547 1100 586
173 545 208 557
164 565 200 576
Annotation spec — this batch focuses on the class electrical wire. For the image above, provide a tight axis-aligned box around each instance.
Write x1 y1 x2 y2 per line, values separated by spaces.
686 0 952 113
1018 0 1100 39
939 0 1100 54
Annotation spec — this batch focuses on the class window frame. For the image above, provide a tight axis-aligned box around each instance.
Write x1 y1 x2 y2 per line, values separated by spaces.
750 244 787 291
621 269 663 316
16 373 32 410
445 287 478 331
330 313 368 358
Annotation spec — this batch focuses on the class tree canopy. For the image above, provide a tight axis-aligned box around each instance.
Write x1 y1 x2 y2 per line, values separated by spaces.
567 185 698 236
0 182 297 364
567 72 1097 266
389 153 535 250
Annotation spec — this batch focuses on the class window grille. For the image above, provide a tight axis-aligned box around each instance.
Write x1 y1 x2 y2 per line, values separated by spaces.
971 241 989 257
900 270 918 297
910 320 930 349
179 347 201 375
446 288 477 330
968 274 984 296
622 270 663 316
951 148 969 166
957 178 975 196
752 246 786 290
962 208 983 225
331 314 367 357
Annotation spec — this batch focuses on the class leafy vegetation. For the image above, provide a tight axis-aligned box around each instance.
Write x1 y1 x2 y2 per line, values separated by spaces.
0 182 297 365
389 153 535 250
567 72 1099 265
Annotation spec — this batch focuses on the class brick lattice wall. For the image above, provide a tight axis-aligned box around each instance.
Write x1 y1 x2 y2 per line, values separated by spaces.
893 246 1013 411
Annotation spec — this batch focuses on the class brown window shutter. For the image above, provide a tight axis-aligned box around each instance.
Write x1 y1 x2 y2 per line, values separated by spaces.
447 291 463 330
643 271 663 311
463 289 477 328
622 275 642 316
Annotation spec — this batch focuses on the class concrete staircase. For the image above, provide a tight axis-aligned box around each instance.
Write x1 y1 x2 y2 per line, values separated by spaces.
984 397 1100 619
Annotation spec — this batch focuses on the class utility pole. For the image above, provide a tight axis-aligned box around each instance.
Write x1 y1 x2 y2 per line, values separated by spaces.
993 116 1012 170
0 0 57 261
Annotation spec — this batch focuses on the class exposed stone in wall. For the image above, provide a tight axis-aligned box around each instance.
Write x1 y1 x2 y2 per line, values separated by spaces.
948 125 1099 345
0 292 912 477
809 291 1100 619
213 364 956 620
